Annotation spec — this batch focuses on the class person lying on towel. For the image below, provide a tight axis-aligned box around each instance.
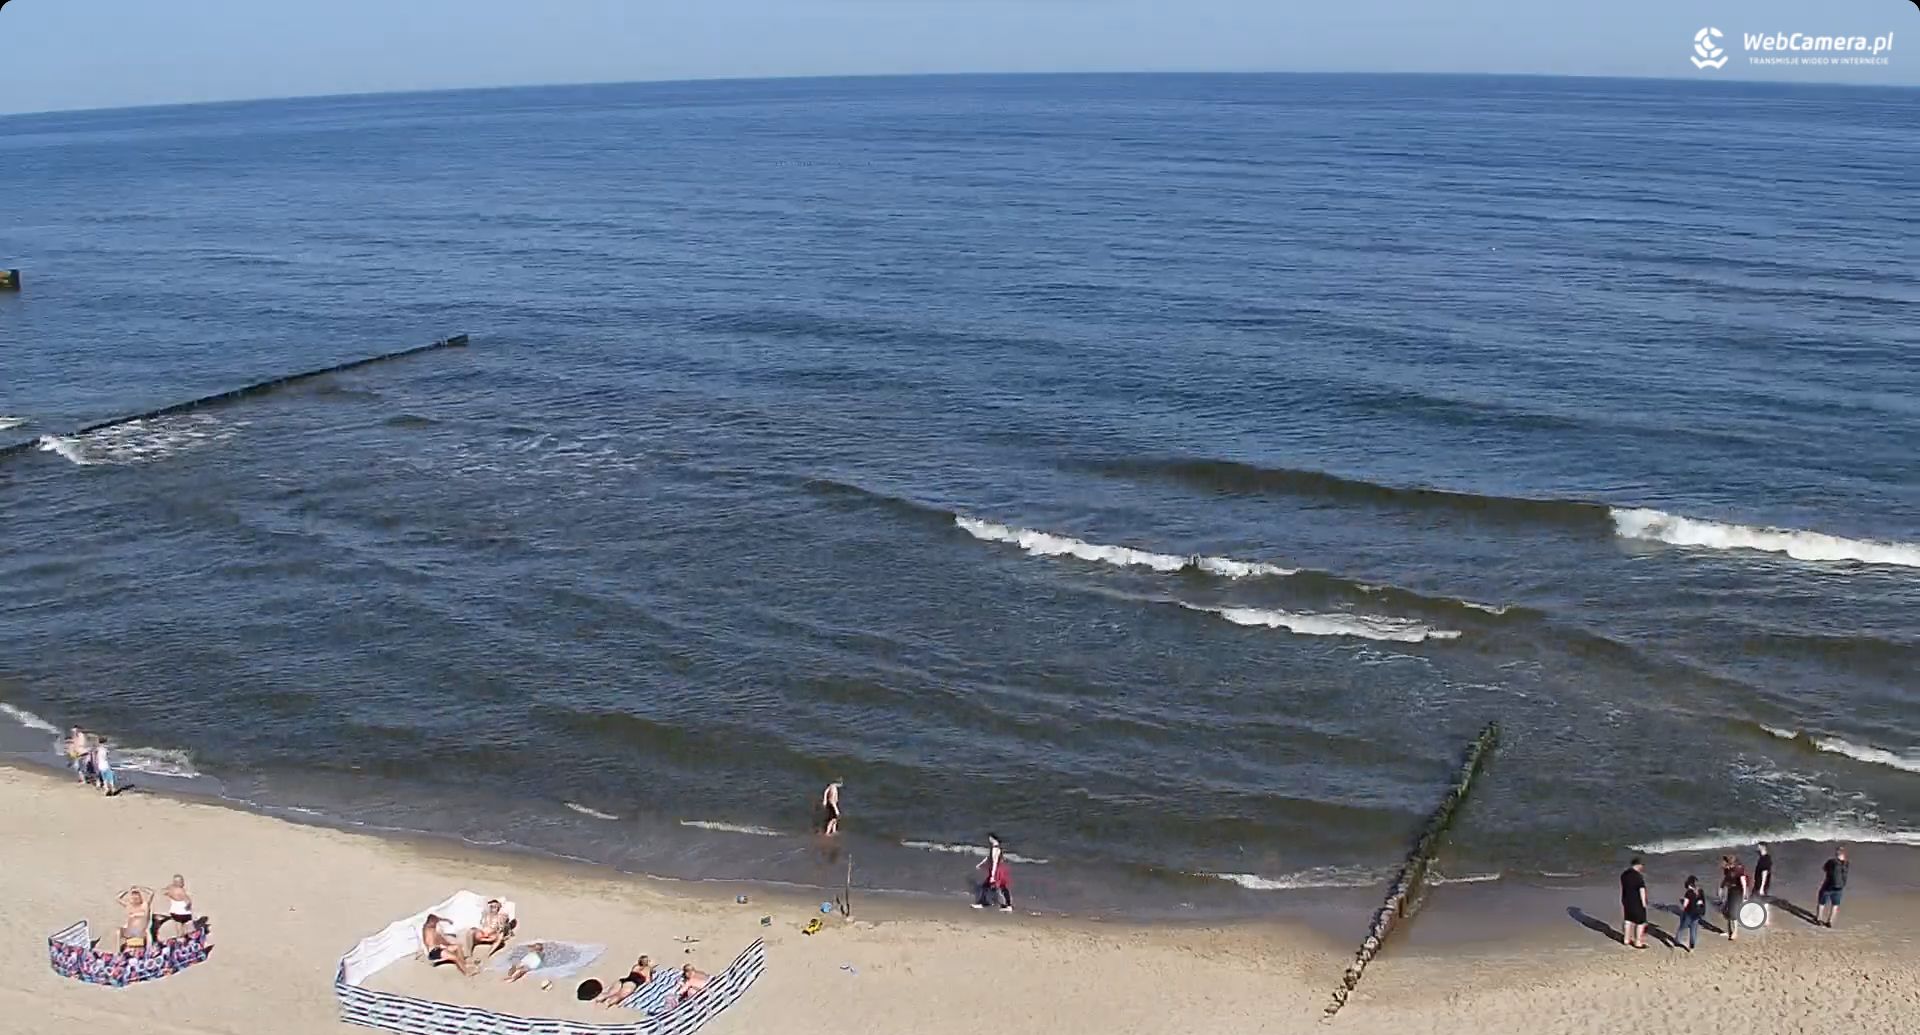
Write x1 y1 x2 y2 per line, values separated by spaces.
596 954 656 1007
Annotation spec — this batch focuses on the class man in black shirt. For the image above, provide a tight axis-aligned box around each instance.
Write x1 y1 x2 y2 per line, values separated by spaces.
1619 857 1649 949
1817 846 1848 928
1753 843 1774 925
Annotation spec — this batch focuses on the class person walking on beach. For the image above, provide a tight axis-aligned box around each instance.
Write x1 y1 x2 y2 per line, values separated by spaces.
1752 843 1773 925
973 833 1013 912
1619 857 1648 949
92 737 118 796
1816 846 1848 928
820 779 844 836
1720 854 1749 941
1675 875 1707 953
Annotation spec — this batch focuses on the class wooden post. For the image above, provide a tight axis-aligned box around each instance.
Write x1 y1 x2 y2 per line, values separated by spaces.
1326 722 1499 1018
843 854 854 918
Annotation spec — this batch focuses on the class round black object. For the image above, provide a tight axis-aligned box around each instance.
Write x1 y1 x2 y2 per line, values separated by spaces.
576 979 603 1001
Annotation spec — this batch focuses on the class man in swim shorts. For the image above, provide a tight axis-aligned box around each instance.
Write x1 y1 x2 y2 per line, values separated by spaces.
421 913 477 975
1817 846 1848 928
1618 857 1648 949
820 779 844 836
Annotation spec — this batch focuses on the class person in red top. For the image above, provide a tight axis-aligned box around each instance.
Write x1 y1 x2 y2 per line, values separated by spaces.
972 833 1013 912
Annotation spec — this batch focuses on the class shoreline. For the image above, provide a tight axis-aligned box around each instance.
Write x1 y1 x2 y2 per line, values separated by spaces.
6 763 1920 1035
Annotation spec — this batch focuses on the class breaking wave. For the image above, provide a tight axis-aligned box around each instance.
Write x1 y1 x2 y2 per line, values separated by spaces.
899 840 1050 865
0 701 59 734
1200 866 1380 891
1611 508 1920 569
955 516 1294 577
1762 727 1920 775
113 746 202 779
565 802 620 821
37 414 240 467
1634 820 1920 854
1177 602 1461 643
1089 456 1918 570
678 820 782 837
0 416 27 432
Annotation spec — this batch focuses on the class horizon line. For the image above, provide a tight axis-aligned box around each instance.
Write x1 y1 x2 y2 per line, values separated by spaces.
2 67 1913 121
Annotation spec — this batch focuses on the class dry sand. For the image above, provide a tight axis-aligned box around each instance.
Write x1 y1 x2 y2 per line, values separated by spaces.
3 764 1916 1035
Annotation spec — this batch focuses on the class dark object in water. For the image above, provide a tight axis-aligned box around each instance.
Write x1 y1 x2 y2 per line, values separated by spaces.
0 269 18 290
0 333 471 462
576 978 603 1001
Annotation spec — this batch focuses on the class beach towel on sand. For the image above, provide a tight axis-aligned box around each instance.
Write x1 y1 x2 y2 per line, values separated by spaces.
336 891 766 1035
487 939 605 979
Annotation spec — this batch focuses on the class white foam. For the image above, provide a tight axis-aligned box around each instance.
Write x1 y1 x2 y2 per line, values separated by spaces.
0 416 27 431
1633 820 1920 854
678 820 781 837
37 414 240 467
955 516 1294 577
112 746 200 779
1431 871 1504 885
1611 508 1920 569
565 802 619 821
1179 602 1461 643
1201 866 1379 891
0 702 59 734
1766 728 1920 775
899 840 1050 865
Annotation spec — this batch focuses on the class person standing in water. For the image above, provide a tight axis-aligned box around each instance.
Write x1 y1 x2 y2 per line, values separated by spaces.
93 737 118 797
1618 857 1648 949
1752 843 1774 925
820 779 844 836
972 833 1012 912
65 727 91 785
1816 846 1848 928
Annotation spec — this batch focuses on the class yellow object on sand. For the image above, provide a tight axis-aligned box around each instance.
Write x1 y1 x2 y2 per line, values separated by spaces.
802 918 823 936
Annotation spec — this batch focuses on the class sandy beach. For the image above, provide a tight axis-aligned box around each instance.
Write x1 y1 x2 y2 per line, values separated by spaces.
3 763 1916 1035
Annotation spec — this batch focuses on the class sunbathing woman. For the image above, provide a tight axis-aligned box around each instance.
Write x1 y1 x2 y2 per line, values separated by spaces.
596 954 655 1007
116 886 155 953
466 898 514 962
675 963 710 1004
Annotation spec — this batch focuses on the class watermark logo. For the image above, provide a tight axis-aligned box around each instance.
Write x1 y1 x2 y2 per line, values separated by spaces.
1692 27 1729 69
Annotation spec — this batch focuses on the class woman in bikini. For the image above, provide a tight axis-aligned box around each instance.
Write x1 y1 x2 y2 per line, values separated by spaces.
116 886 155 953
596 954 655 1006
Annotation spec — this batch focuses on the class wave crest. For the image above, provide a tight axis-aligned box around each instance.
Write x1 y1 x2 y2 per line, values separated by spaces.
1763 727 1920 775
0 702 59 734
955 516 1294 577
1179 602 1461 643
1633 820 1920 854
37 414 239 467
899 839 1050 865
1200 866 1380 891
1612 508 1920 569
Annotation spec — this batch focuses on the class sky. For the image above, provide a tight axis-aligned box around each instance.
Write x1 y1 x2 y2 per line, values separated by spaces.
0 0 1914 115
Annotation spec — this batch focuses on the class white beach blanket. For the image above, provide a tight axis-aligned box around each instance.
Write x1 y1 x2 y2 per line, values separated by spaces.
486 939 605 979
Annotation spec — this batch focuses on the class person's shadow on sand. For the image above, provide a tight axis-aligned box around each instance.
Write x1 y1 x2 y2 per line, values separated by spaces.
1567 906 1676 948
1655 901 1724 935
1767 896 1822 927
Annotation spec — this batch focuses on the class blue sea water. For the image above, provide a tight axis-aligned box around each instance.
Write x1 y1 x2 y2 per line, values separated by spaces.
1 74 1915 914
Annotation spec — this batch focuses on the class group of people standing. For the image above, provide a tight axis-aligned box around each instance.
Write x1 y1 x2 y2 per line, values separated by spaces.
817 780 1015 912
1620 844 1849 952
64 725 119 795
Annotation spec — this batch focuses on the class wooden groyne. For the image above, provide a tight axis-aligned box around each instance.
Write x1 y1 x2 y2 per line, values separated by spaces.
0 334 468 461
1325 721 1499 1019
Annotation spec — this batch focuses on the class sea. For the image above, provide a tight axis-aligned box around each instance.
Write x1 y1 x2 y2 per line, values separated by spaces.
1 73 1915 917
